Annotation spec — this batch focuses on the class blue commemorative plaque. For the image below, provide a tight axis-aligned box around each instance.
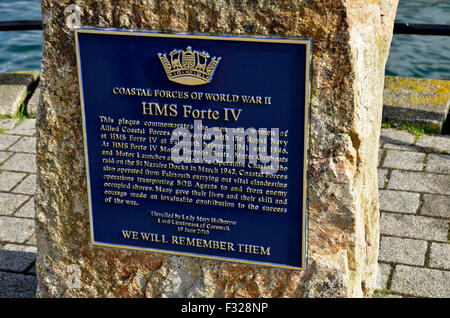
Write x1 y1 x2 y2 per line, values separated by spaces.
75 28 311 270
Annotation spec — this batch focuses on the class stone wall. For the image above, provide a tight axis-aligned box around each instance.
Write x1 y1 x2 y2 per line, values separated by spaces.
383 76 450 133
36 0 398 297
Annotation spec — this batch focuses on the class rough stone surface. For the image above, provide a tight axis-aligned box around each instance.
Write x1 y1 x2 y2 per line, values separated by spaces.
0 71 39 116
382 76 450 132
36 0 398 298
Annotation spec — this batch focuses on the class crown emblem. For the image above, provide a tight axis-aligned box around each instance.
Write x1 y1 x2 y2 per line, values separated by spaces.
158 46 221 85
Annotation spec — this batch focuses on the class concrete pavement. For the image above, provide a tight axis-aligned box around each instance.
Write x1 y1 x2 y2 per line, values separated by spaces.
0 118 37 298
375 128 450 297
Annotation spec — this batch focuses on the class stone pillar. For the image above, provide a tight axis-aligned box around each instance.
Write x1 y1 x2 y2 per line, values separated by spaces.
36 0 398 297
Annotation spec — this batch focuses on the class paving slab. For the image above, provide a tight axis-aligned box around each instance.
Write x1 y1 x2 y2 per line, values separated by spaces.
0 134 20 150
382 76 450 132
378 149 383 166
0 153 36 173
13 199 35 218
0 217 35 244
25 235 36 246
429 243 450 270
0 151 12 163
0 250 36 272
382 150 425 171
425 153 450 174
0 171 27 192
0 192 29 216
378 189 420 213
388 170 450 195
27 264 36 275
377 168 388 188
421 194 450 218
383 143 420 151
390 265 450 298
0 71 39 116
0 272 37 298
380 128 416 145
375 263 391 290
380 213 448 241
372 292 403 298
2 244 36 253
4 118 36 136
0 118 19 130
12 174 36 195
379 236 427 266
7 136 36 154
416 134 450 154
26 84 40 116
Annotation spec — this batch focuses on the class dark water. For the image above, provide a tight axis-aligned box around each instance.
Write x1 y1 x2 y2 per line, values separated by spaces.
0 0 448 80
385 0 450 80
0 0 42 72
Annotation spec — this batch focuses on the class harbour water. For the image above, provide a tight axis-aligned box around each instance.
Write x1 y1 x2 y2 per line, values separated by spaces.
0 0 448 80
385 0 450 80
0 0 42 73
